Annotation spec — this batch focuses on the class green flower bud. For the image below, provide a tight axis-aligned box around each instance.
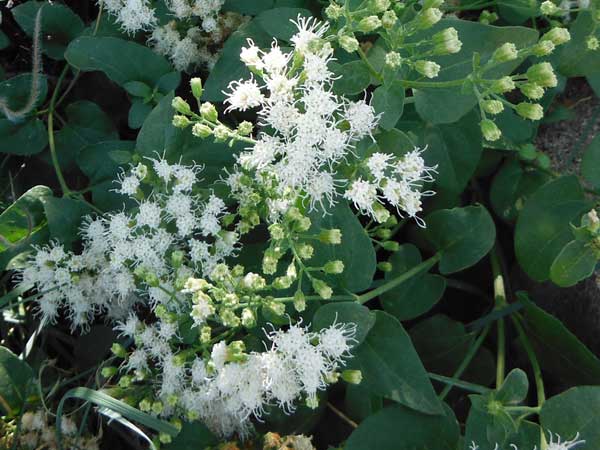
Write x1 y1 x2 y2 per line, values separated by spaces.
239 272 266 291
210 263 230 282
416 7 442 29
324 260 345 274
492 42 518 63
357 15 382 33
341 369 363 384
297 243 314 259
118 375 133 388
226 341 246 362
381 240 400 252
220 308 241 327
376 228 392 239
338 34 360 53
325 3 343 20
540 1 560 15
172 96 192 115
480 119 502 142
587 35 599 51
312 278 333 299
479 9 499 24
319 228 342 244
145 272 160 287
541 27 571 45
190 77 203 99
200 102 218 122
516 102 544 120
518 143 538 161
584 210 600 233
213 125 231 141
306 396 319 409
273 275 294 290
293 290 306 312
491 76 516 93
481 99 504 115
378 261 393 272
526 62 557 88
101 366 118 378
373 202 391 223
172 115 191 128
385 51 402 69
293 216 312 233
371 0 391 13
265 300 286 316
432 27 462 55
520 82 545 100
286 207 304 221
171 250 184 268
268 223 286 240
139 398 152 412
200 326 211 344
111 343 127 358
192 123 212 138
159 433 172 445
381 10 397 29
241 308 256 328
532 40 555 56
237 120 254 136
414 60 441 79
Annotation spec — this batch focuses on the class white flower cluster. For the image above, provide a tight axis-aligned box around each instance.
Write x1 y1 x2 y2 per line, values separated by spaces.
18 157 238 331
469 432 585 450
18 410 99 450
346 148 437 225
102 0 246 71
223 17 382 219
120 320 356 438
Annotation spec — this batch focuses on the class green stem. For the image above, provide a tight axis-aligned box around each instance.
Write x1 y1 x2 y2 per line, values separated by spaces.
428 372 490 395
358 253 441 303
490 245 507 388
400 78 467 89
440 325 490 400
357 46 384 82
48 65 71 195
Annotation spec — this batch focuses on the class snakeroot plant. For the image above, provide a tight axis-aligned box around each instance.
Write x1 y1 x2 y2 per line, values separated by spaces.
1 1 600 450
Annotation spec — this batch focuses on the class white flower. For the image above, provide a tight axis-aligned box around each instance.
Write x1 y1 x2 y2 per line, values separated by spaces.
345 99 378 138
136 201 162 229
290 15 329 55
240 39 263 69
224 78 265 112
344 179 378 215
547 432 585 450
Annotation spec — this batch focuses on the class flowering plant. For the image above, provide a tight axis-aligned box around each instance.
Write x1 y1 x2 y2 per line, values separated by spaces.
1 1 600 450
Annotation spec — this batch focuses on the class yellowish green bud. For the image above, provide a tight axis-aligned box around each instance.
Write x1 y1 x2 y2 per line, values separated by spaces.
492 42 518 63
480 119 502 142
381 10 397 29
479 9 498 24
190 77 203 99
268 223 285 240
101 366 118 378
540 1 560 15
239 272 266 291
533 40 555 57
378 261 393 272
520 82 545 100
373 202 391 223
526 62 557 88
237 120 253 136
200 326 211 344
415 60 440 79
587 35 599 51
312 278 333 299
433 27 462 55
381 240 400 252
325 3 343 20
357 15 382 33
416 7 442 29
385 51 402 69
371 0 391 12
200 102 218 122
111 343 127 358
297 243 314 259
516 102 544 120
482 99 504 115
159 433 172 444
341 369 363 384
241 308 256 328
319 228 342 244
324 260 345 274
541 27 571 45
172 96 191 115
192 123 212 138
213 125 231 141
139 398 152 412
491 76 516 93
293 290 306 312
339 34 360 53
172 115 191 128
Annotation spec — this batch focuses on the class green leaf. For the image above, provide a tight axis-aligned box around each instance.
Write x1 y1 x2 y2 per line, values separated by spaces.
399 110 483 195
254 7 310 41
426 205 496 274
64 36 173 87
582 134 600 190
345 383 383 423
410 315 495 386
123 81 152 98
496 369 529 405
549 239 597 287
521 298 600 386
128 100 153 129
0 346 34 416
353 311 443 415
308 201 377 293
541 387 600 447
312 302 376 345
0 185 52 252
163 421 218 450
43 197 91 247
490 160 552 222
77 140 134 183
223 0 274 14
381 245 446 321
558 11 600 77
12 1 84 60
53 100 118 169
0 31 9 50
372 80 405 131
515 176 591 282
412 20 538 124
0 118 47 155
155 71 181 94
331 60 371 95
497 0 540 25
344 404 459 450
